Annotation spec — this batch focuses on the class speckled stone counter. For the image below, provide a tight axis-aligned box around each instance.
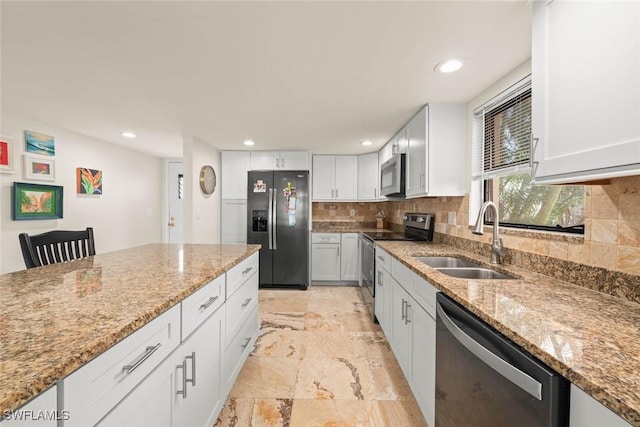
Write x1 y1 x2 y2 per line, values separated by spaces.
0 243 260 416
376 241 640 426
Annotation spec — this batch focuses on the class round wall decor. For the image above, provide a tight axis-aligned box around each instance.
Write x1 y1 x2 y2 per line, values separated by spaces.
199 165 216 195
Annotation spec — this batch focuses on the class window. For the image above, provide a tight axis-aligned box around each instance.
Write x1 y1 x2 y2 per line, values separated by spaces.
472 76 585 234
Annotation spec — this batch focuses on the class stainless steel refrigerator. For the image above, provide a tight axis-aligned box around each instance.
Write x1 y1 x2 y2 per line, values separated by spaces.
247 170 309 289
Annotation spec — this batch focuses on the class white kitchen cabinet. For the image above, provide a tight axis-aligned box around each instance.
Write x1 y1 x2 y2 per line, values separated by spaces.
377 251 437 427
173 303 225 427
531 1 640 184
221 151 251 199
570 384 632 427
221 199 247 244
374 254 393 339
250 151 310 171
311 240 341 282
63 305 181 427
389 277 412 378
357 152 379 200
404 103 466 198
312 155 358 201
409 299 436 427
340 233 359 281
1 387 57 427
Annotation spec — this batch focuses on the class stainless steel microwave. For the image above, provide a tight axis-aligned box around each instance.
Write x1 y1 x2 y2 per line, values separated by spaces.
380 154 405 198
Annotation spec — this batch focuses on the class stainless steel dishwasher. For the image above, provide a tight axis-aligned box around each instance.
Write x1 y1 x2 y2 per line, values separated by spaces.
435 294 569 427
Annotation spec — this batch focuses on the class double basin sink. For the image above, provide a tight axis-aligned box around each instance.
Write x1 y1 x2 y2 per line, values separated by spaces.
415 256 515 280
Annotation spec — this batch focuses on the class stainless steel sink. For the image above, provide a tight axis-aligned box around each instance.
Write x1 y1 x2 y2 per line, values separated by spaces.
435 267 515 280
414 256 482 269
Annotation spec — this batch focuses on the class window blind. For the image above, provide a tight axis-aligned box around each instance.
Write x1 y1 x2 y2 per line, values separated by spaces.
472 75 532 180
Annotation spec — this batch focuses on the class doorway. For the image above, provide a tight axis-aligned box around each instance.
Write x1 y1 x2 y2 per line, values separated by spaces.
167 161 184 244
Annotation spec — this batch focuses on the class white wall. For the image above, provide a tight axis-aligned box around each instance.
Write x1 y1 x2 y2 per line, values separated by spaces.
465 59 532 223
0 110 163 273
182 136 221 244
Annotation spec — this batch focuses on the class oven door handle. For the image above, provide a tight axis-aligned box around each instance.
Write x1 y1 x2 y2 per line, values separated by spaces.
436 302 543 400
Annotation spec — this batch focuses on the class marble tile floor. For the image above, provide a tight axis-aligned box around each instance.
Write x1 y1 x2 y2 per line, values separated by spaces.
214 285 428 427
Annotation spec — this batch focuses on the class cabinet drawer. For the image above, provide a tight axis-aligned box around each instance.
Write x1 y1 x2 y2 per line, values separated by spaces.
311 233 340 244
376 248 392 272
226 271 259 347
181 274 225 340
63 304 181 427
226 253 258 299
224 305 259 393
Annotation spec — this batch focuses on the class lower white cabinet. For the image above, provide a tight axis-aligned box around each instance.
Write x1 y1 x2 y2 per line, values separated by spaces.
340 233 359 281
376 248 437 427
1 387 58 427
311 233 359 282
62 254 260 427
570 385 632 427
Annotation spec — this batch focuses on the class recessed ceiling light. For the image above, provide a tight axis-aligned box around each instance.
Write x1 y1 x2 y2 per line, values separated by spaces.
361 140 373 146
122 131 136 139
243 140 255 146
435 59 463 74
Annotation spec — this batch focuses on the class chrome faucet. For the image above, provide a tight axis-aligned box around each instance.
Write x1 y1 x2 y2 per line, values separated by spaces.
473 201 506 264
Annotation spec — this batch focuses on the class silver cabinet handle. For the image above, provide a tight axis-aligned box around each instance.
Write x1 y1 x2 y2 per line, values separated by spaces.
185 351 196 387
436 302 543 400
331 189 335 198
404 301 411 325
276 157 280 168
377 271 383 286
401 299 406 321
122 343 161 374
241 337 252 350
337 246 340 257
374 188 377 199
377 255 385 262
281 157 285 168
242 266 253 275
241 297 252 308
200 296 219 310
176 359 187 399
335 189 339 198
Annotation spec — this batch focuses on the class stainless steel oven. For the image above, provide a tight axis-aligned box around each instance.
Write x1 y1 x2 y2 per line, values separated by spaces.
380 154 405 197
360 213 435 322
360 234 375 317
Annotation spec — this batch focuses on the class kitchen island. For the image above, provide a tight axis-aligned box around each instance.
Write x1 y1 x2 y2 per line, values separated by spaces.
376 240 640 426
0 243 260 419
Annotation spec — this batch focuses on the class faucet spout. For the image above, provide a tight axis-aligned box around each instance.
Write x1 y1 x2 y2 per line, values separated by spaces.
473 201 506 264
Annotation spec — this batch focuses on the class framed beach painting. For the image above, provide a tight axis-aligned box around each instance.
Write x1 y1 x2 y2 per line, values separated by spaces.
24 130 55 156
12 182 63 220
23 155 55 181
0 136 16 174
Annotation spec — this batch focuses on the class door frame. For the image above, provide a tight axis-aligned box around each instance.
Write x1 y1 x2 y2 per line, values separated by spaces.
163 158 183 243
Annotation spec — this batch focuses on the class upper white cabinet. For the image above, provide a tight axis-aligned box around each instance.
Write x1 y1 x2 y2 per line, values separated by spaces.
357 152 379 200
250 151 310 171
404 104 466 198
221 151 251 199
531 0 640 184
312 155 358 201
379 128 407 165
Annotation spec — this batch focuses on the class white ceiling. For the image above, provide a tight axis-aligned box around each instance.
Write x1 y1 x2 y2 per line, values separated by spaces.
1 1 532 158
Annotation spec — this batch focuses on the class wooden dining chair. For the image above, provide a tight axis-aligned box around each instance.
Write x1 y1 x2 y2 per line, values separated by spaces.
19 227 96 269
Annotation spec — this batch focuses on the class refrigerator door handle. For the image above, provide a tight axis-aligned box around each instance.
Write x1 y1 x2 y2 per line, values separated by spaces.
267 189 273 250
272 187 278 249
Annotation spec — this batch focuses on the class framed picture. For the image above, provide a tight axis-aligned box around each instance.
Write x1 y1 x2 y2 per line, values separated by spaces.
23 155 55 181
77 167 102 194
0 136 16 174
24 130 55 156
12 182 63 220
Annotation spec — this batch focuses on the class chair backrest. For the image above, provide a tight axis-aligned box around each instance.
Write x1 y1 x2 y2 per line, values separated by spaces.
19 227 96 269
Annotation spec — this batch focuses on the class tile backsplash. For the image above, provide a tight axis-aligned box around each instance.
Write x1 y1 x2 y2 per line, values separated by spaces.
313 175 640 277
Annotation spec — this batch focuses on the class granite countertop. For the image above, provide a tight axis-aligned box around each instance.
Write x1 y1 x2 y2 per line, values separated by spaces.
376 241 640 426
0 243 260 415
